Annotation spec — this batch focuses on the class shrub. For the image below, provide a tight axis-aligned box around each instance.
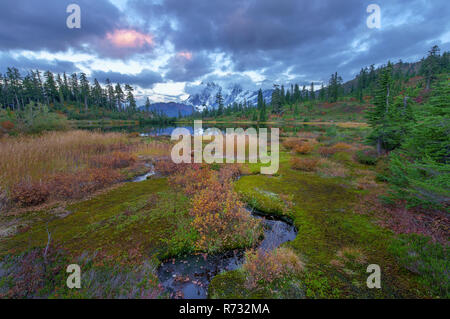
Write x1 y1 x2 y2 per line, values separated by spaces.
243 248 304 289
90 151 136 169
1 120 15 131
294 143 314 154
354 148 379 165
218 164 241 183
154 159 186 176
48 168 121 200
290 158 319 171
189 177 262 252
283 138 316 154
168 165 211 196
282 138 302 150
318 146 338 157
10 181 50 207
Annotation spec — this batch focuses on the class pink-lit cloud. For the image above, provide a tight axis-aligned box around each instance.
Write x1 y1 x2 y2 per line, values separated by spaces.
177 51 193 60
106 29 154 48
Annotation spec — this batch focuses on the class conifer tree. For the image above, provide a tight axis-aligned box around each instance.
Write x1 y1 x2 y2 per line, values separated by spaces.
216 90 224 116
271 85 282 114
310 82 315 100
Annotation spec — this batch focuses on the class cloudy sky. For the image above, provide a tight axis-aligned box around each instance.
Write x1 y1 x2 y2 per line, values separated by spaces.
0 0 449 103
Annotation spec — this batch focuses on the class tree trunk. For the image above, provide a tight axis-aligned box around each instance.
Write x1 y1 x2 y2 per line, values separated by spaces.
385 86 390 113
377 137 382 156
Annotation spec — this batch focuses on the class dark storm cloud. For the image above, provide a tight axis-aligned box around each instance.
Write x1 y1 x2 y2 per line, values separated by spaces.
0 55 78 74
130 0 450 83
164 51 213 82
91 69 163 88
0 0 123 53
1 0 449 91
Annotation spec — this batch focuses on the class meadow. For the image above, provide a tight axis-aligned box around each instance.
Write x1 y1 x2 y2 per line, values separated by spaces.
0 124 447 299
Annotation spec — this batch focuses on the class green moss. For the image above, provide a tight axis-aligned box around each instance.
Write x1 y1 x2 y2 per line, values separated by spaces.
209 270 248 299
389 234 449 298
0 178 194 261
229 157 431 298
209 270 304 299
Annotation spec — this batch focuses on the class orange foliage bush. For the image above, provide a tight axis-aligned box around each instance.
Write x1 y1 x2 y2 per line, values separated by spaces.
10 181 50 207
189 177 261 252
294 143 314 154
1 120 14 131
290 158 319 171
169 165 213 196
282 138 302 150
169 163 261 252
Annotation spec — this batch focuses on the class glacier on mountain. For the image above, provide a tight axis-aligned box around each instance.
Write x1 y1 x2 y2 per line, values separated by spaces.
185 82 272 111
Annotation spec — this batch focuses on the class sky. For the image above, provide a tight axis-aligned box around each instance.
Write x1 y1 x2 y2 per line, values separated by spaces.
0 0 449 104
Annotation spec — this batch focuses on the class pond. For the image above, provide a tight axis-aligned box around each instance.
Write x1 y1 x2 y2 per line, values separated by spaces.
79 122 330 137
130 170 297 299
156 210 297 299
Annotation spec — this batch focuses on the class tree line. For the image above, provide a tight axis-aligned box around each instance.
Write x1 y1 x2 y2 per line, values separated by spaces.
0 69 139 113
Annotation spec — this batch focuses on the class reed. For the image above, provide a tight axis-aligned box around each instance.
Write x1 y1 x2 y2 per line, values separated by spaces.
0 130 132 191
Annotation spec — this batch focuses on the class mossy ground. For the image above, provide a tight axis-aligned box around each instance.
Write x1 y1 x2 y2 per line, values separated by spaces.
0 178 197 264
210 145 438 298
1 127 446 299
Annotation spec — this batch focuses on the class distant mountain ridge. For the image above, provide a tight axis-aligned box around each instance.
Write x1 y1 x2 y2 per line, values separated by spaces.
185 82 273 111
144 59 424 116
140 102 194 117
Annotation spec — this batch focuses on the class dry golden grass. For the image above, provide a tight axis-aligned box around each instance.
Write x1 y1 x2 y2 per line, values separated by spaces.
0 130 170 192
0 130 130 189
316 159 349 178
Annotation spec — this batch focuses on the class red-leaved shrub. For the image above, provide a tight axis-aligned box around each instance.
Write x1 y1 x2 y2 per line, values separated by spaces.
10 181 50 207
90 151 136 169
1 120 15 131
48 168 121 200
290 158 319 171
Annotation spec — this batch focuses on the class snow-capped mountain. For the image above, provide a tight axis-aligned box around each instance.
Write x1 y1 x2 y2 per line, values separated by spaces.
185 82 273 111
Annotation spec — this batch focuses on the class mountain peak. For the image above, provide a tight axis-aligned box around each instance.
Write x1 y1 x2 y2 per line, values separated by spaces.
185 82 272 111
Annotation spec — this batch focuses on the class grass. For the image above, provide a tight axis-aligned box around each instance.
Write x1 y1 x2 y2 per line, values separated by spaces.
1 125 447 299
0 130 171 211
0 130 128 190
211 130 443 298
